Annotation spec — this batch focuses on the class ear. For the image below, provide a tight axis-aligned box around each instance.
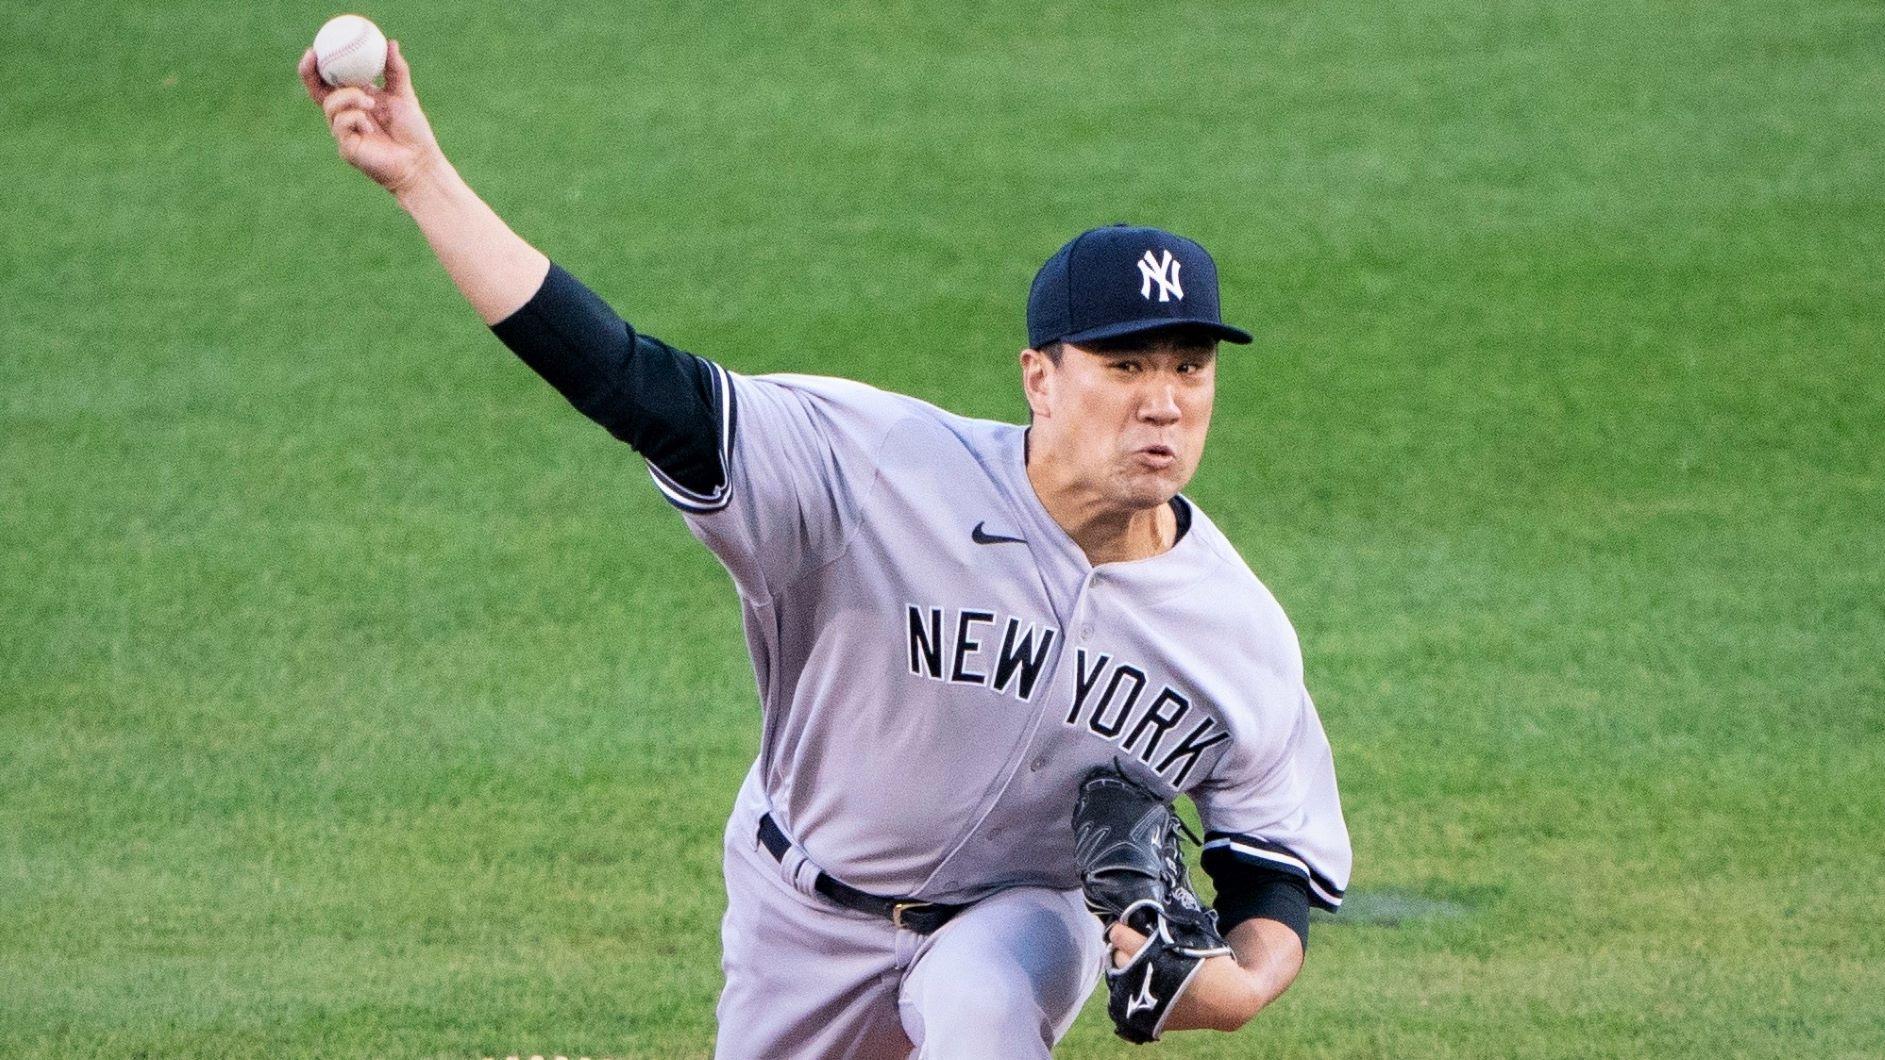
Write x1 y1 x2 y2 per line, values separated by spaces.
1020 347 1054 420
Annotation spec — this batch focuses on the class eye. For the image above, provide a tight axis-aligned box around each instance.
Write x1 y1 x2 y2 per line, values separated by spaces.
1110 359 1142 374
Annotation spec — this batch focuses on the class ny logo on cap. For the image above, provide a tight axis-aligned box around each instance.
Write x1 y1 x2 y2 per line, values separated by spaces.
1137 249 1184 302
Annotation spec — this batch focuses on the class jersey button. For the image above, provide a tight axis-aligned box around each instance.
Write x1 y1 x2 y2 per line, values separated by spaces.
1079 624 1094 640
1030 755 1048 772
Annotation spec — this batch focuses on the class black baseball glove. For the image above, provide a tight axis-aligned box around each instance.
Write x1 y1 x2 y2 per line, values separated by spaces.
1072 762 1232 1044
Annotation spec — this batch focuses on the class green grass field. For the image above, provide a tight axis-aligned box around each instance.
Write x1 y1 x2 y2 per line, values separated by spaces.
4 0 1882 1056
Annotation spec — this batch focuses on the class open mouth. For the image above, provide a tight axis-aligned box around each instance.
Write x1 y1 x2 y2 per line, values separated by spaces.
1135 445 1177 468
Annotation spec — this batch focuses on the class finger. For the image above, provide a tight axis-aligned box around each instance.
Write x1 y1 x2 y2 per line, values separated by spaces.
329 106 376 142
384 39 413 99
1108 923 1147 970
298 49 331 103
335 110 377 140
335 120 372 152
322 87 376 122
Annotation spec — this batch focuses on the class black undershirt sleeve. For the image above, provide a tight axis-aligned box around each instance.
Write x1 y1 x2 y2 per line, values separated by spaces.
489 263 728 497
1207 861 1312 952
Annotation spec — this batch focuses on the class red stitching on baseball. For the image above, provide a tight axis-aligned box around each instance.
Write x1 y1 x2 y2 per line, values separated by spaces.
327 36 367 62
322 28 374 79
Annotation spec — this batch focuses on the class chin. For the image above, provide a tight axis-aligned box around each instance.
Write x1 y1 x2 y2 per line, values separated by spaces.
1112 470 1186 511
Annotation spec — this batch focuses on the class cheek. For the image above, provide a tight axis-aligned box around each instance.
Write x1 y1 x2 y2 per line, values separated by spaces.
1069 389 1135 441
1181 405 1213 459
1185 391 1214 432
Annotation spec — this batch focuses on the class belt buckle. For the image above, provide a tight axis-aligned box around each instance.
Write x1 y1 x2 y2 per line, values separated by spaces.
891 900 936 931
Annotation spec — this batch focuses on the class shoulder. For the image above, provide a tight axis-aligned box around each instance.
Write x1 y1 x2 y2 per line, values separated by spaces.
735 372 936 420
1157 501 1309 765
1179 501 1304 673
736 372 1018 460
733 372 968 432
740 371 911 404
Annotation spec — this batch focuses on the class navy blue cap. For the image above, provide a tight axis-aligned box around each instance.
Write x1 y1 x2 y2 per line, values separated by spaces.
1026 224 1253 349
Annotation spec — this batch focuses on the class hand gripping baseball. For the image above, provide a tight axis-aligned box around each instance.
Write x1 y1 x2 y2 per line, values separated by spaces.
1072 763 1232 1043
299 39 441 195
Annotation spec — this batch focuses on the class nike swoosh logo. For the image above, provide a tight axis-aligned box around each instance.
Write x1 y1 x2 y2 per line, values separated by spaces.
971 522 1026 545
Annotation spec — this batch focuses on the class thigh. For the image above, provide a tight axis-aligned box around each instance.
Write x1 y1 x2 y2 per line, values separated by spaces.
897 887 1105 1060
715 819 914 1060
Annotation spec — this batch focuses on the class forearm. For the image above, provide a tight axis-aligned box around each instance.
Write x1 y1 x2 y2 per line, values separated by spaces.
1163 918 1304 1033
394 154 550 324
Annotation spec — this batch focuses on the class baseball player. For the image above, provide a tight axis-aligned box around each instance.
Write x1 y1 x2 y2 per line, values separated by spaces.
303 42 1350 1058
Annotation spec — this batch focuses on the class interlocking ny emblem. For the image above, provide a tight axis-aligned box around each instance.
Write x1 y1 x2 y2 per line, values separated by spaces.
1137 249 1184 302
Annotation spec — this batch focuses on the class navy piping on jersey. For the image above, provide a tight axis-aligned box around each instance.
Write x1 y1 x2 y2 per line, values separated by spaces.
645 360 737 513
1170 494 1192 540
1201 831 1346 912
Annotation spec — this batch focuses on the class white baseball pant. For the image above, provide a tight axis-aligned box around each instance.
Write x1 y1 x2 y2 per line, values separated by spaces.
713 786 1105 1058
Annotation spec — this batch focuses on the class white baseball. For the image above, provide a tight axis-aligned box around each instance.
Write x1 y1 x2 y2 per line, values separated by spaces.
313 14 388 88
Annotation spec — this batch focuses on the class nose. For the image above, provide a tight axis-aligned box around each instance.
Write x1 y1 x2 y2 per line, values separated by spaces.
1138 380 1181 425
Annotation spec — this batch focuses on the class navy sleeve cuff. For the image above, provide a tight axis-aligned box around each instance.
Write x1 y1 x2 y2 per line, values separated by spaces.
1207 864 1311 952
490 263 730 499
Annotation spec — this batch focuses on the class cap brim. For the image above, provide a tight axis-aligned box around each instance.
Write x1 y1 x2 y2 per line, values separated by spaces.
1060 317 1254 346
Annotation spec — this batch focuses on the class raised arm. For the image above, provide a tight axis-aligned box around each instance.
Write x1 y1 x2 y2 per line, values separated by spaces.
298 40 737 503
299 40 548 323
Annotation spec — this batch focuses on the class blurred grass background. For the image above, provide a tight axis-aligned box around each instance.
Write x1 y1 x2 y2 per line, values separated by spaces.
2 0 1882 1056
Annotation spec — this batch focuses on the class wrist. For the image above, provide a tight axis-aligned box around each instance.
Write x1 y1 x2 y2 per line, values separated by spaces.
391 150 459 210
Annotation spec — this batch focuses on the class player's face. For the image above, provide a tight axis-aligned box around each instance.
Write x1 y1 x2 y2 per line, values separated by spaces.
1024 337 1218 510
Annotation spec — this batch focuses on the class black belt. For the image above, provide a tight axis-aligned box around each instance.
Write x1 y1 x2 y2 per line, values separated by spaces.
757 812 965 935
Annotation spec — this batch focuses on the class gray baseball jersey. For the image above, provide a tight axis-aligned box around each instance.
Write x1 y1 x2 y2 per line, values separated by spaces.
654 367 1351 911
